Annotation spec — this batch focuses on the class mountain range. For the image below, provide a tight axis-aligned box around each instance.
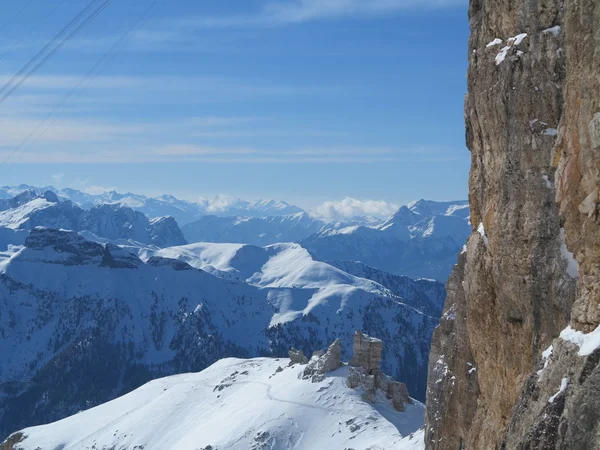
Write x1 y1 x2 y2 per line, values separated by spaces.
0 228 443 437
302 200 471 281
0 189 186 248
0 186 470 281
0 185 305 226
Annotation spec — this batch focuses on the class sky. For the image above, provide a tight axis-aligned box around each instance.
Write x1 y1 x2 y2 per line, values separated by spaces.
0 0 470 216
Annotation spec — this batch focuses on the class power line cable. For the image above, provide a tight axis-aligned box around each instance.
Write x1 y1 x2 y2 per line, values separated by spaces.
0 0 107 103
0 0 113 106
0 0 162 174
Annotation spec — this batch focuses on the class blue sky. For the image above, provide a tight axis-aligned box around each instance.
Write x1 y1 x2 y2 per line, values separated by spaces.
0 0 469 214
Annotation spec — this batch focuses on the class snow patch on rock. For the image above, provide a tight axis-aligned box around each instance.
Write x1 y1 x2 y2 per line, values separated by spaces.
560 325 600 356
495 33 528 65
548 377 569 403
559 228 579 278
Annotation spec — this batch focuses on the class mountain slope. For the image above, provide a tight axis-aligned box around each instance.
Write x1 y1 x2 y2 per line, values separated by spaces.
146 241 442 400
0 229 439 437
1 357 425 450
329 260 446 318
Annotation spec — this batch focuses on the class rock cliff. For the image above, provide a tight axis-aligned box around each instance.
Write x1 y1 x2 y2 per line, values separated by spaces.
425 0 599 449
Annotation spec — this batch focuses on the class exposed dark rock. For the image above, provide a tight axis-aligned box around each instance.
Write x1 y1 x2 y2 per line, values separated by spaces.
288 348 308 365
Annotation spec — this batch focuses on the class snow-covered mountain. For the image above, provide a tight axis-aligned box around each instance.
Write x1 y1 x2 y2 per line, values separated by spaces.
182 213 381 246
0 229 440 437
202 196 304 218
182 212 324 246
301 200 470 281
1 356 424 450
0 186 306 225
0 190 186 248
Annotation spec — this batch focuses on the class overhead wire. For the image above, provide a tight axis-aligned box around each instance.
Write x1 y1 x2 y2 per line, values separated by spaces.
0 0 163 175
0 0 114 106
0 0 109 105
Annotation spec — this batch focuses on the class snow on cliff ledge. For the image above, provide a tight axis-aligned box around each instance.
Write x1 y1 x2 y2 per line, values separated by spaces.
5 357 425 450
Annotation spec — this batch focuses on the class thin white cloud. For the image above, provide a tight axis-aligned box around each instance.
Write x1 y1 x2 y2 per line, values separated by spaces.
173 0 465 29
0 147 456 164
313 197 399 220
155 145 258 156
51 172 65 184
84 185 118 195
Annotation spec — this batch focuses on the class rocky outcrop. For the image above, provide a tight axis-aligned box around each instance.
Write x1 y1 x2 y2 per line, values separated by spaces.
288 348 308 365
425 0 600 449
350 330 383 373
302 339 342 382
295 331 412 412
346 331 411 412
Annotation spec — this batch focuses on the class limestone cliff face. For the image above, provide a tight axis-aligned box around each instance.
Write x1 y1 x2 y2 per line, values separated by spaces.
425 0 599 448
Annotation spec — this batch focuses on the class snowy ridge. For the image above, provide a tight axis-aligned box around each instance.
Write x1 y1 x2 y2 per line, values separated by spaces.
3 357 425 450
0 229 440 436
181 212 382 247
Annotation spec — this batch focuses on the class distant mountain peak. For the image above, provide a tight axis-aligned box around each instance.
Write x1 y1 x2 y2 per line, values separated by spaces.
38 190 59 204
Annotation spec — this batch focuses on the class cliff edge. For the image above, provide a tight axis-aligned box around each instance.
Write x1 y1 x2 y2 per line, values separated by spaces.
425 0 599 448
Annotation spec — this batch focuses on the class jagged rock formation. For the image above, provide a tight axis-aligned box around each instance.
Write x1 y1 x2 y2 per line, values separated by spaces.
288 348 308 365
302 339 342 382
346 331 411 412
425 0 600 449
350 330 383 373
294 331 411 413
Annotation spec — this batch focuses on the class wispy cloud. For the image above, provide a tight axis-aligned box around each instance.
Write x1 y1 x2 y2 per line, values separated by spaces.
171 0 465 29
51 172 64 184
0 149 457 164
0 74 346 111
83 185 118 195
314 197 399 220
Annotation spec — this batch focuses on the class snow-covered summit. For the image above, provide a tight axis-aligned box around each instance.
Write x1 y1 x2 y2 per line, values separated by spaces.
2 352 424 450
